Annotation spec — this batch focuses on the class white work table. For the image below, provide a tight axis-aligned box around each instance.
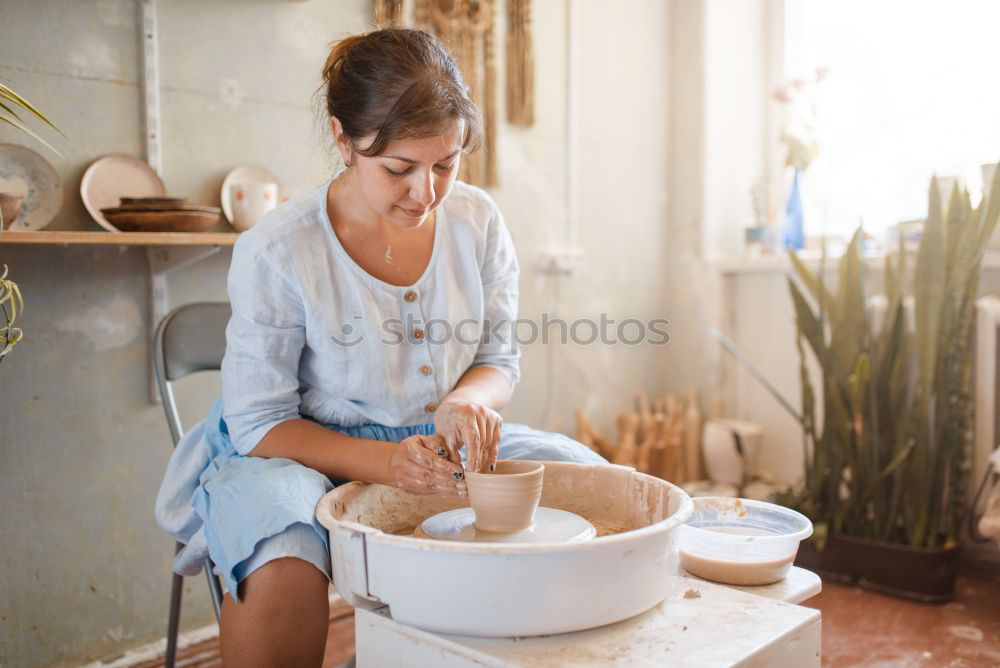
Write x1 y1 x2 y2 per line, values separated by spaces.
354 567 822 666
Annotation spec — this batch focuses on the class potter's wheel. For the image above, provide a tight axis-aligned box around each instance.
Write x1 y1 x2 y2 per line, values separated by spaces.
415 507 597 543
316 460 694 637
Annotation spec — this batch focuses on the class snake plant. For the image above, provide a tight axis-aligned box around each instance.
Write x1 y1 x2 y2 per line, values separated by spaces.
780 165 1000 549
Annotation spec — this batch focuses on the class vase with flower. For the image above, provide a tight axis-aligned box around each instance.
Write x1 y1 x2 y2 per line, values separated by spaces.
774 67 828 250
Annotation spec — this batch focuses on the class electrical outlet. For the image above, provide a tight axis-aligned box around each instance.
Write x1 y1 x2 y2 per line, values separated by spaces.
535 246 585 276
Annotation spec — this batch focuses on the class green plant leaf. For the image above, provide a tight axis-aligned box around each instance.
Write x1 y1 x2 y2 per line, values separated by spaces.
0 98 23 122
913 176 946 400
789 278 828 374
812 522 829 552
944 183 970 270
0 81 63 135
865 439 915 499
710 325 804 423
0 114 63 158
788 249 835 309
828 230 865 380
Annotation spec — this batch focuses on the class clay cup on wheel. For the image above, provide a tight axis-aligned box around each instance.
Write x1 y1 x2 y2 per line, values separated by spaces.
465 460 544 532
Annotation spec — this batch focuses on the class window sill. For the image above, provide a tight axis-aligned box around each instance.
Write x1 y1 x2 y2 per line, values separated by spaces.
710 249 1000 276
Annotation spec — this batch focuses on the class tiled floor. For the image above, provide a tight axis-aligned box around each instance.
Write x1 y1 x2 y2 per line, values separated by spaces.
805 575 1000 667
133 575 1000 667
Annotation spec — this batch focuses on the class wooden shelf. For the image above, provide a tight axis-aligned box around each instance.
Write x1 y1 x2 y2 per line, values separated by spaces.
0 230 240 246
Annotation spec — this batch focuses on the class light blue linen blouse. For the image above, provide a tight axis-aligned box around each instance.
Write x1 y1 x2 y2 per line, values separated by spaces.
222 179 521 455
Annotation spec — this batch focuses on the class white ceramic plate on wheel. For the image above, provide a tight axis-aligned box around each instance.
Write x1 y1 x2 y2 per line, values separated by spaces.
0 143 62 231
416 507 597 544
81 154 166 232
221 164 281 224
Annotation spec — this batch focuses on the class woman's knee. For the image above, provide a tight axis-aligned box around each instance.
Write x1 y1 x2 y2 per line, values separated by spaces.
498 424 607 464
237 556 329 604
221 557 329 667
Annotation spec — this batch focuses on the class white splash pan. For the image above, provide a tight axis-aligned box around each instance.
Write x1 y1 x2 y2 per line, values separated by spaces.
315 461 693 637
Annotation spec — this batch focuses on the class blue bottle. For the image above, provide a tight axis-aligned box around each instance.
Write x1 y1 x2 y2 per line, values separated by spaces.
783 169 805 250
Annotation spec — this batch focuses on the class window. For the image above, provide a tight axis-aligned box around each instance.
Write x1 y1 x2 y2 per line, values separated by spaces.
782 0 1000 240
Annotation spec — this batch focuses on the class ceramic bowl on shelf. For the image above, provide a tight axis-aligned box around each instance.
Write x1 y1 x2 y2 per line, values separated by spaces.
229 182 277 231
0 193 24 229
100 206 221 233
0 143 62 231
118 196 189 209
81 154 166 231
221 164 281 224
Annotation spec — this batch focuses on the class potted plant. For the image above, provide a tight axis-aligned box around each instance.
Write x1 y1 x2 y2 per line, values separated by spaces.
771 167 1000 602
0 78 61 234
0 77 60 358
715 166 1000 601
0 264 23 364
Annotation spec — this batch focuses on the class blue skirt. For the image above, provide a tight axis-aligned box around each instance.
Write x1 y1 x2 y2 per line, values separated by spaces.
155 398 607 601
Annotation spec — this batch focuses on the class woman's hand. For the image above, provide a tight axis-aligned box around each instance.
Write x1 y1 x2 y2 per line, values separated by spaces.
387 434 468 497
434 399 503 473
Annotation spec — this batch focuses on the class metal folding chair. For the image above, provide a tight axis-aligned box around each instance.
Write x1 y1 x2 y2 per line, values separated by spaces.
153 302 231 668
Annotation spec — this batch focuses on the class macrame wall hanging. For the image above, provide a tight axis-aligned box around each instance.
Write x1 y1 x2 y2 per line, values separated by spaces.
373 0 404 26
412 0 498 187
505 0 534 126
370 0 536 186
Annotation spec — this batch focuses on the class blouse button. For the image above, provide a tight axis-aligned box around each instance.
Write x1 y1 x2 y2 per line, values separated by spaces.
426 402 438 412
413 328 425 341
404 290 418 302
420 364 433 376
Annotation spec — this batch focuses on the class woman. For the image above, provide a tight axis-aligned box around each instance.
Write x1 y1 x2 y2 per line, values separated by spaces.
156 27 605 666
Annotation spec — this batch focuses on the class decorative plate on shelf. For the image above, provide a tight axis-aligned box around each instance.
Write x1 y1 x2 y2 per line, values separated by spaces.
0 143 62 231
221 164 281 224
81 154 166 232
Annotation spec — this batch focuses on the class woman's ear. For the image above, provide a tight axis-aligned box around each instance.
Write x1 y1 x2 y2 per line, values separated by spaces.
330 116 352 166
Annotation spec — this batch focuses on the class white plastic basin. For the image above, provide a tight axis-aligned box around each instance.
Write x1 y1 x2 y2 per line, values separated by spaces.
679 497 813 586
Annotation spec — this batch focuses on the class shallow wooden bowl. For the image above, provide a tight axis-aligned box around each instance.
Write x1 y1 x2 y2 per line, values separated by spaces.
118 196 190 209
101 207 221 233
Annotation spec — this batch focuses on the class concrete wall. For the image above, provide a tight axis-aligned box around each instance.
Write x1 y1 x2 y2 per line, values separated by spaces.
0 1 673 664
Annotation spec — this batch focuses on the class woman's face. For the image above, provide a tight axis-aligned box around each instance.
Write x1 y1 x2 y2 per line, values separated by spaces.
336 119 464 229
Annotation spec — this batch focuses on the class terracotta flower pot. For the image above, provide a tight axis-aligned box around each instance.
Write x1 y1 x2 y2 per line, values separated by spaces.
466 460 544 533
795 532 962 603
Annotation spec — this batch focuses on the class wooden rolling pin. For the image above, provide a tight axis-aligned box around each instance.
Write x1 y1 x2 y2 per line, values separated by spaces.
659 396 684 482
685 389 704 482
637 415 666 473
575 410 597 452
575 410 615 459
612 412 640 466
636 391 653 446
